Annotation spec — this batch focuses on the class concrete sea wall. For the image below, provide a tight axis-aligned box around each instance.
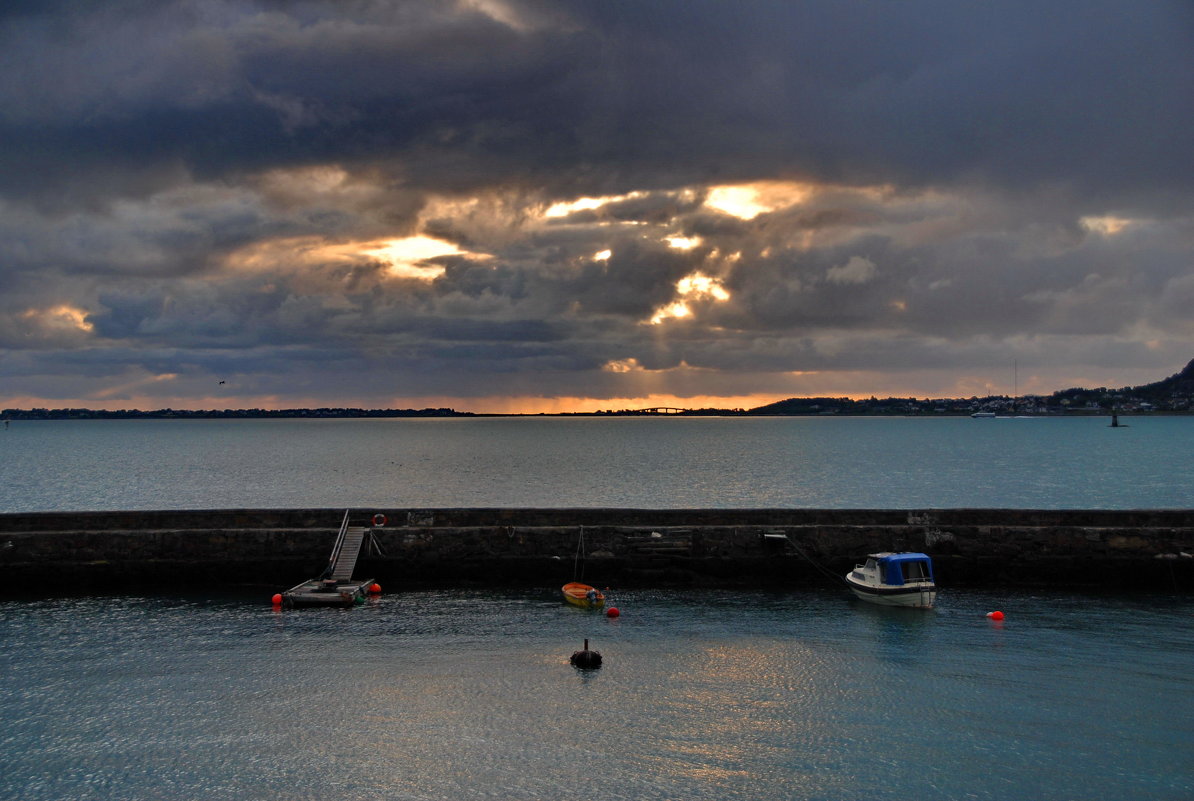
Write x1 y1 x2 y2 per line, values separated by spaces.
2 508 1193 595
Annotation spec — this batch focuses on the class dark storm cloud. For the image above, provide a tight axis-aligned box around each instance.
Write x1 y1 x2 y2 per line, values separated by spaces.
4 1 1192 205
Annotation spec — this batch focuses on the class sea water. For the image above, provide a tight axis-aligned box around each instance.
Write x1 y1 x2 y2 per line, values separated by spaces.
1 588 1191 801
3 416 1193 799
2 415 1193 512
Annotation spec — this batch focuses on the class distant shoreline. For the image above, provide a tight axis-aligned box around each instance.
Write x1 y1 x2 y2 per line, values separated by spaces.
1 408 1186 421
15 358 1192 418
8 374 1192 419
7 358 1193 419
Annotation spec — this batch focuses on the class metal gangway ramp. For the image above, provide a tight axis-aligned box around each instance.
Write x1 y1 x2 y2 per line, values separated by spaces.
280 510 383 608
327 510 368 581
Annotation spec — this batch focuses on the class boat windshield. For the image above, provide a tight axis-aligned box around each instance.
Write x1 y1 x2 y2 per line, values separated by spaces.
901 560 930 581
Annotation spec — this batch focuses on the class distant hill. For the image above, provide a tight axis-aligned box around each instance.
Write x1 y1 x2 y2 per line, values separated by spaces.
1126 357 1194 401
747 397 864 415
748 357 1194 415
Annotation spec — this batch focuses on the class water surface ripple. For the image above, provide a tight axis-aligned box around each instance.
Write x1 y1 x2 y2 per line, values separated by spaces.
1 590 1191 800
2 415 1192 511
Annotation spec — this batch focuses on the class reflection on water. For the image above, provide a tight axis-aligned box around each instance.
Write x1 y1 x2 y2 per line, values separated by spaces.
1 589 1192 800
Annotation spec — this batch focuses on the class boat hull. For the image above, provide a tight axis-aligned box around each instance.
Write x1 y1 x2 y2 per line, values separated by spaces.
561 582 605 609
846 575 937 608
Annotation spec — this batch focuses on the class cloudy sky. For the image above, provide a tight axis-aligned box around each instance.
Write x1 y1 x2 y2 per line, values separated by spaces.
3 0 1193 413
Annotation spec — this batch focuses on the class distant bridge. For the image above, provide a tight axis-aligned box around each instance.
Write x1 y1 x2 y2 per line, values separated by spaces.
636 407 691 414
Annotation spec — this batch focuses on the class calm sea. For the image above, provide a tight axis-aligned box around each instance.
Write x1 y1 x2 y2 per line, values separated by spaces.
3 416 1193 800
1 588 1191 801
2 415 1193 512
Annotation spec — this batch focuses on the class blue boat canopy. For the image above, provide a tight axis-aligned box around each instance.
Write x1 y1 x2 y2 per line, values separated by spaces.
877 552 934 586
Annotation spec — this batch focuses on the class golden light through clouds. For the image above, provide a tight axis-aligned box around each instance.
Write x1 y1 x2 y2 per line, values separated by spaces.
544 191 648 218
23 304 94 333
362 235 477 279
603 358 642 373
1080 215 1134 236
224 234 485 282
29 168 1150 416
650 272 731 324
665 235 702 250
6 1 1191 425
650 302 693 324
461 0 534 31
704 181 812 219
677 273 731 301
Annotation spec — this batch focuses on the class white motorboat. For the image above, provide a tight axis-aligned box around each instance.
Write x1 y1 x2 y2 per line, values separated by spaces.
846 552 937 608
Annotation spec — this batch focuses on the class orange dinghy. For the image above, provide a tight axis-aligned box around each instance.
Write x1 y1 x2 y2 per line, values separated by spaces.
562 582 605 609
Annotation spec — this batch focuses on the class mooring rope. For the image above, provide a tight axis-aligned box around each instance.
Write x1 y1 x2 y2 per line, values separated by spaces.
573 525 585 581
784 537 848 586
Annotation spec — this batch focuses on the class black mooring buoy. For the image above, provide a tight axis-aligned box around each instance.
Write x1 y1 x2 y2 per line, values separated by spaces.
569 638 602 669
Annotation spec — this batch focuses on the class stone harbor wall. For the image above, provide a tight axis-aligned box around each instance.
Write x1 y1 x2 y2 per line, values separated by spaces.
1 507 1192 594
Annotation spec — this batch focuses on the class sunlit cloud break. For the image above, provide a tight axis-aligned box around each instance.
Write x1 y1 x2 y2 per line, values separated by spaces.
704 181 812 220
1080 215 1136 236
544 191 649 219
23 305 94 333
650 272 731 324
362 236 486 280
665 235 702 250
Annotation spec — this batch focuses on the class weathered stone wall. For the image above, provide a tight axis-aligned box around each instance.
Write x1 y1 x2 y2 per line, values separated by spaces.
2 508 1192 594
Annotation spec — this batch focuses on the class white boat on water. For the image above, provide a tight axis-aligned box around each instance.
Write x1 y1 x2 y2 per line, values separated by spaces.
971 411 996 418
846 552 937 608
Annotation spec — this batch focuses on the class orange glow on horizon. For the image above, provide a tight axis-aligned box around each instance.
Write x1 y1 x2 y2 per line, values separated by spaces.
0 392 798 415
8 367 1151 415
459 394 797 414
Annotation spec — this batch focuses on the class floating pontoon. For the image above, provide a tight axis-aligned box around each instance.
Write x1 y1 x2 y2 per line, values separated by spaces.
281 511 382 608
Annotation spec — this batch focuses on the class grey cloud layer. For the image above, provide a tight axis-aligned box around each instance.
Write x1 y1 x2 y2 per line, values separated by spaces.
2 1 1193 405
6 1 1191 201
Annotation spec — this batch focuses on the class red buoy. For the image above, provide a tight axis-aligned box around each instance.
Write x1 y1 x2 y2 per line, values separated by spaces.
271 593 283 605
606 606 620 618
369 583 382 594
987 610 1005 621
372 514 387 527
